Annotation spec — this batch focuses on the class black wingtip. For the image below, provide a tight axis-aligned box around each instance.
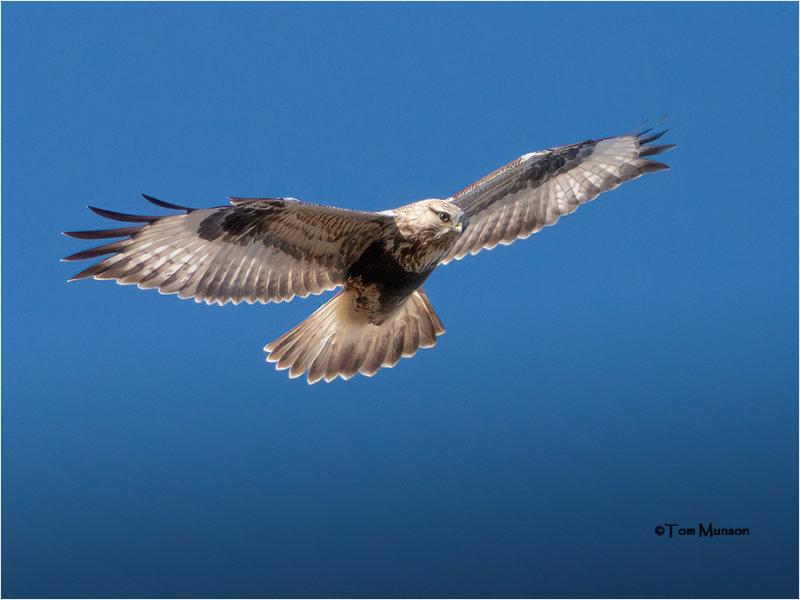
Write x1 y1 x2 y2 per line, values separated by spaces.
88 205 159 223
62 225 145 240
62 240 127 262
641 159 671 173
62 229 88 239
639 143 677 157
141 193 194 212
638 129 669 145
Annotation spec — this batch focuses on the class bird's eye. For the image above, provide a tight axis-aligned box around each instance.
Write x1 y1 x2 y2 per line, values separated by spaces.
439 212 450 223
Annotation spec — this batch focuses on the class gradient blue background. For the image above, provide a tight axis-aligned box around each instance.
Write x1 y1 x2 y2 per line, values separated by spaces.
2 3 797 598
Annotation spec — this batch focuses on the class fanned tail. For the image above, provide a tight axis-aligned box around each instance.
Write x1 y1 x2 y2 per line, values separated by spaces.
265 288 444 383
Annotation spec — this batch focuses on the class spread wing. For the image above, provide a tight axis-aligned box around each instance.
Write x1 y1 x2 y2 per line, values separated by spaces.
63 195 391 306
442 129 675 263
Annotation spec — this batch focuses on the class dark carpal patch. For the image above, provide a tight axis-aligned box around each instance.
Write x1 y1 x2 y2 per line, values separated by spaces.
229 197 286 209
197 206 279 240
197 210 228 242
197 205 306 259
524 143 589 187
465 142 596 216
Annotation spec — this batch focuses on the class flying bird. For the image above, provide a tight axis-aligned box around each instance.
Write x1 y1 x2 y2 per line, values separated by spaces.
63 128 674 383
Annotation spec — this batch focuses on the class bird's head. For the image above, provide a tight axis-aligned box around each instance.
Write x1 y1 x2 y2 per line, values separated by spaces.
401 199 468 239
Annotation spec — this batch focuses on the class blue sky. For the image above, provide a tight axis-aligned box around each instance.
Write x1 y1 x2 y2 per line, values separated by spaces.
2 2 797 598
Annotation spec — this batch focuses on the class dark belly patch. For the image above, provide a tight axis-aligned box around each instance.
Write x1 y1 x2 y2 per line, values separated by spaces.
346 240 432 323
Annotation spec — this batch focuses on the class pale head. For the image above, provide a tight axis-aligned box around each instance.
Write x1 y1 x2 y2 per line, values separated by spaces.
393 198 468 240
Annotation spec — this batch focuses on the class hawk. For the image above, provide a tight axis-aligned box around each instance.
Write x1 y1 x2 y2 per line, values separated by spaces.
63 128 674 383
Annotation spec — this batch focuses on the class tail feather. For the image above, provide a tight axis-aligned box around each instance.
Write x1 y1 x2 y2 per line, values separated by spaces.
307 337 336 383
265 288 445 383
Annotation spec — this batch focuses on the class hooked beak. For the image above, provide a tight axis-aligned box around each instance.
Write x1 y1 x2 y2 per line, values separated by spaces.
456 214 469 233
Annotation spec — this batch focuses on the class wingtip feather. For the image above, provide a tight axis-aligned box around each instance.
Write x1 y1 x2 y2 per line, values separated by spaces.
639 143 677 157
88 205 158 223
141 193 194 212
62 225 145 240
640 159 670 173
638 129 669 145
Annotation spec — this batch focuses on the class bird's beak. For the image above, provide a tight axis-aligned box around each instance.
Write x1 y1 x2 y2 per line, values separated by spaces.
456 214 468 233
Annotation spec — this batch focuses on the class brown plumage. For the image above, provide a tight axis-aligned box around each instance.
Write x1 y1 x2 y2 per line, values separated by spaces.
63 128 674 382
